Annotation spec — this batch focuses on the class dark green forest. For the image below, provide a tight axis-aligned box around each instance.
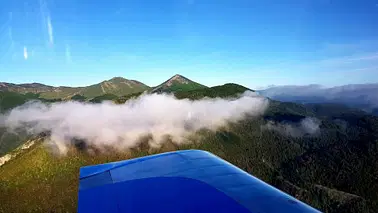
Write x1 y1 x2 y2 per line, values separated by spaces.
118 84 378 212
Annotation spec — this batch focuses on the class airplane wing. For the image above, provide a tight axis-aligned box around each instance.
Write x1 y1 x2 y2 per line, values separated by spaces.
78 149 321 213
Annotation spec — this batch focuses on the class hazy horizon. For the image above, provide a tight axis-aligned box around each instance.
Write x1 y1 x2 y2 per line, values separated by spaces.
1 74 378 89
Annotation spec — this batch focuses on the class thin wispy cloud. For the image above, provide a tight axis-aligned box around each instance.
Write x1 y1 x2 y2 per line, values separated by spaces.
114 8 124 16
38 0 54 46
261 117 321 138
320 40 378 55
23 46 28 60
318 52 378 66
251 52 378 74
231 50 378 88
346 66 378 74
47 15 54 45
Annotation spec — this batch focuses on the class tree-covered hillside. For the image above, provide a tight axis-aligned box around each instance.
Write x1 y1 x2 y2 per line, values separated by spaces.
0 91 36 112
0 91 62 156
0 83 377 213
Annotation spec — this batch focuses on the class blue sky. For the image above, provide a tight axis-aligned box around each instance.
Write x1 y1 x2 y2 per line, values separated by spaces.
0 0 378 89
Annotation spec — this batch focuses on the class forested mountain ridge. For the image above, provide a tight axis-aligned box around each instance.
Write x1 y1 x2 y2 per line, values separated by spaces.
0 74 207 100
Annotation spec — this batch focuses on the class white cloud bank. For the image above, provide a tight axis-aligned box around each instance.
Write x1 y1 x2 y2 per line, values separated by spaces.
0 91 268 154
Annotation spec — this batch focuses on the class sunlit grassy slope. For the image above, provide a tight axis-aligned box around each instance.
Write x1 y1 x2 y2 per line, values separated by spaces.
40 77 150 99
0 84 377 213
0 77 150 100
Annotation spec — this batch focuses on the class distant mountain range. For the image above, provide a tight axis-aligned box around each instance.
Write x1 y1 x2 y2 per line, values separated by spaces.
0 77 149 99
1 76 378 115
258 84 378 115
0 75 211 112
0 74 206 100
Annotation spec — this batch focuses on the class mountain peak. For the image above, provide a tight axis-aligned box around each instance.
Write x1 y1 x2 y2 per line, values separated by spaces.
166 74 190 86
106 77 129 83
172 74 184 78
109 77 126 81
151 74 207 93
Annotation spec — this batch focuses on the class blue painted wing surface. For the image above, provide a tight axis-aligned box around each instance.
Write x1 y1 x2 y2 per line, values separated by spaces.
78 150 322 213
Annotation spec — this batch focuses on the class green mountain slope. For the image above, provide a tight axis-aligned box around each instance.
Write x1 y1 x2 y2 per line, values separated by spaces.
175 83 253 100
37 87 81 100
80 77 149 98
0 91 30 112
0 82 54 94
151 74 207 93
0 79 147 156
0 74 205 100
0 91 62 113
0 128 29 158
89 93 118 103
69 94 86 102
0 91 62 156
1 77 150 100
113 83 252 104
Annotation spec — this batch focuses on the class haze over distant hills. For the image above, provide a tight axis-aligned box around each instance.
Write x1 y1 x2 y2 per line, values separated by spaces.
259 84 378 115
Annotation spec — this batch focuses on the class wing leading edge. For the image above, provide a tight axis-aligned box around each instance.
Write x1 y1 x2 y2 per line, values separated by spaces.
78 149 321 213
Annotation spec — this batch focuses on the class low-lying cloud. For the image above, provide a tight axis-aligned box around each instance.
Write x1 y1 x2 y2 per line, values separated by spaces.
261 117 321 137
258 84 378 113
0 91 268 154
